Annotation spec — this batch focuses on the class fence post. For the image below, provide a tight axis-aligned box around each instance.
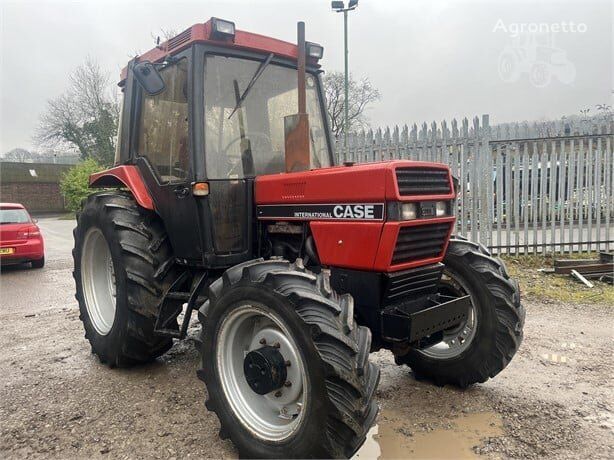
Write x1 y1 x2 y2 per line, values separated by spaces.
479 114 492 248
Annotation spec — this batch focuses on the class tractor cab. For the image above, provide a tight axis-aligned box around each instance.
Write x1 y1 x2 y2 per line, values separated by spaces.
107 18 331 266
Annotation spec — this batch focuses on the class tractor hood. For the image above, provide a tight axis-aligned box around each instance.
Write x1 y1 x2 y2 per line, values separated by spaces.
255 160 455 207
255 160 456 272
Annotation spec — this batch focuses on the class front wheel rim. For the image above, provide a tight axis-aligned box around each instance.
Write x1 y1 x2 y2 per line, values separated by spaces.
81 227 116 335
418 269 478 360
216 303 307 441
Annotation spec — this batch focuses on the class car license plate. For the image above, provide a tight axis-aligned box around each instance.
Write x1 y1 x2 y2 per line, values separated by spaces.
0 248 15 255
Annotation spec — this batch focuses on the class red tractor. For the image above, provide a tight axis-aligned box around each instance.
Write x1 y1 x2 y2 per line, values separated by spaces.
73 18 524 458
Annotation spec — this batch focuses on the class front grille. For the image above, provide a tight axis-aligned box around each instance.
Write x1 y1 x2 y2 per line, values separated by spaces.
396 168 451 196
392 223 450 265
383 263 443 304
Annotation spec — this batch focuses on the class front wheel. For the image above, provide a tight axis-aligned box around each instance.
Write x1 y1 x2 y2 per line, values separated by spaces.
198 259 379 458
396 237 525 387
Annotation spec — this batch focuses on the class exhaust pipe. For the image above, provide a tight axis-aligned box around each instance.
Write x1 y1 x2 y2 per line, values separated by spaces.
284 21 310 173
297 21 307 115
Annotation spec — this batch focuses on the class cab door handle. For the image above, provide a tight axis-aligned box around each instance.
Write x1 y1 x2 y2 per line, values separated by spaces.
174 186 190 198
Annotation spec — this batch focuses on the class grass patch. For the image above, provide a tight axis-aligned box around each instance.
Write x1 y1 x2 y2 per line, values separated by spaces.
500 253 614 305
58 212 76 220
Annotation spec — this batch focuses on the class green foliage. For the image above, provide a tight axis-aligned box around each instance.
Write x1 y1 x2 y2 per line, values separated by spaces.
60 159 103 212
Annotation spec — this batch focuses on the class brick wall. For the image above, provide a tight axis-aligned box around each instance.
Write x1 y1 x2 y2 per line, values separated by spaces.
0 162 72 213
0 183 66 212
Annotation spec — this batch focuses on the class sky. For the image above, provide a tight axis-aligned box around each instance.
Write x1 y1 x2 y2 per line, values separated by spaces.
0 0 612 154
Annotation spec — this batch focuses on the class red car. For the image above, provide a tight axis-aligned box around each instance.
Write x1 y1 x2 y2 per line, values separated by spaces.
0 203 45 268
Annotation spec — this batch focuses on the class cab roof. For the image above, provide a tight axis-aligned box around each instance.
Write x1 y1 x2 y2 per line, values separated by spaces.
120 17 308 83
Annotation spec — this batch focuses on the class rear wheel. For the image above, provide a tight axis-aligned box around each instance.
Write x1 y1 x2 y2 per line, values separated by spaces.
198 259 379 458
73 192 181 367
395 237 524 387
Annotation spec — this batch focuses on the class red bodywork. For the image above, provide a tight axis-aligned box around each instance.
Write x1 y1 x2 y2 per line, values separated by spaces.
89 166 154 210
120 18 315 83
0 203 45 265
91 162 455 273
256 161 456 273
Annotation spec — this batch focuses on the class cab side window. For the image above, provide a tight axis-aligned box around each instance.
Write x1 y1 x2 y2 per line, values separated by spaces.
136 59 189 182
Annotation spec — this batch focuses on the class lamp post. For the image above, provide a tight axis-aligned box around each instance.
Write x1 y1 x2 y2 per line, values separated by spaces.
331 0 358 162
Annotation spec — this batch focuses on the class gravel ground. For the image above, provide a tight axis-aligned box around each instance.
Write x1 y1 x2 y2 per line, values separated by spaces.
0 218 613 459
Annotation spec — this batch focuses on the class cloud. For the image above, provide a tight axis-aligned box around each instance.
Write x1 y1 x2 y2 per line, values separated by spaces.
0 0 611 153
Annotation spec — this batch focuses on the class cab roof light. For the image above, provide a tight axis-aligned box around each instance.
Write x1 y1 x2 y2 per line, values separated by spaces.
211 18 235 40
306 42 324 59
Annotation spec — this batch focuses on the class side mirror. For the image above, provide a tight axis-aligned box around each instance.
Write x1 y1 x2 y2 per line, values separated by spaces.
133 61 166 95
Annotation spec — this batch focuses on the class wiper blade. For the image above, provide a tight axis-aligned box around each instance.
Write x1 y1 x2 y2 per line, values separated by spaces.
228 53 274 119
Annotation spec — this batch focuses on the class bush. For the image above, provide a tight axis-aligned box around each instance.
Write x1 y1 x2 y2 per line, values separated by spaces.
60 158 104 212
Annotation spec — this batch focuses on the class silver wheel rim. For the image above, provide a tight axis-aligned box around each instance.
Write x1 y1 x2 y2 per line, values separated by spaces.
81 227 116 335
419 269 478 360
216 304 307 441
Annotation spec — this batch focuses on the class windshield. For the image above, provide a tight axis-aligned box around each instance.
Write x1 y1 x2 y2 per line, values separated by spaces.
204 55 331 179
0 208 31 224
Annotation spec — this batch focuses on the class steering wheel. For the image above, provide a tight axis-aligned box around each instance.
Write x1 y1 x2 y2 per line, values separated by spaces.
172 166 188 179
222 132 272 176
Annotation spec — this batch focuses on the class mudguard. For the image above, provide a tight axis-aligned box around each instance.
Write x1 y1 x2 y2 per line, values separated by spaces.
89 165 154 211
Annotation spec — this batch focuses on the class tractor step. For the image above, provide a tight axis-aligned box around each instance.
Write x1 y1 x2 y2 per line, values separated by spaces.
155 270 209 339
381 295 471 343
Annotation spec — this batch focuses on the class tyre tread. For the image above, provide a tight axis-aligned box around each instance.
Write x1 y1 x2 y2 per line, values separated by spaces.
399 236 525 387
73 191 181 367
198 259 378 458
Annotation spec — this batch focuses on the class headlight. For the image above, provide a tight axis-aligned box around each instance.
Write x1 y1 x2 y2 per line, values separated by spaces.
400 203 418 220
435 201 447 217
388 201 451 220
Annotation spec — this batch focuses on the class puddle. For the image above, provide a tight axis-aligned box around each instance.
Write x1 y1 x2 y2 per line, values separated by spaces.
353 409 503 459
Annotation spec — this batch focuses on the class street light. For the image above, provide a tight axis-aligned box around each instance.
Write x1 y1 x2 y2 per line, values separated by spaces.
331 0 358 162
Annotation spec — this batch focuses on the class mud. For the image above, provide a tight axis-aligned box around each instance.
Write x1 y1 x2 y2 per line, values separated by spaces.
357 411 504 459
1 218 613 459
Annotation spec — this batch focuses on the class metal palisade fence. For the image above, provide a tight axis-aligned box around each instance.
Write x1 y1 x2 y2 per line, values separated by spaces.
337 116 614 255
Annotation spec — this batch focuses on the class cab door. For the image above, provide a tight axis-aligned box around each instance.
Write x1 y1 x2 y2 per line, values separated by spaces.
132 55 205 263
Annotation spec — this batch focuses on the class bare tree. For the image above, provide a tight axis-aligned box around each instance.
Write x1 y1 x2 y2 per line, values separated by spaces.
323 72 380 138
3 148 39 162
149 28 179 50
133 28 181 57
160 28 179 42
596 103 613 121
36 58 120 166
